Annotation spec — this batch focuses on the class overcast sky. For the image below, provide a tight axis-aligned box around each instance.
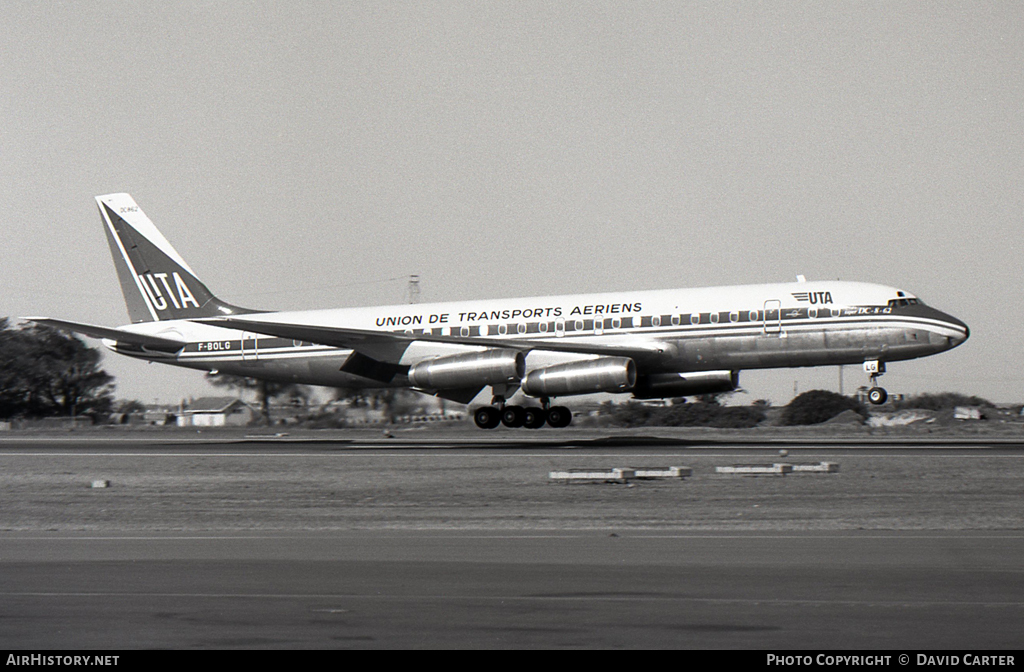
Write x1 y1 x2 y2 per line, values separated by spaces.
2 1 1021 405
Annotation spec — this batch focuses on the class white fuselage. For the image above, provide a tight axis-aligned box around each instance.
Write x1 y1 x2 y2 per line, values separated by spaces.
104 279 969 397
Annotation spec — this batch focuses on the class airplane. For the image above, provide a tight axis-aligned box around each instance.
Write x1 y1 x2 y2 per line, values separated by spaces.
26 193 970 429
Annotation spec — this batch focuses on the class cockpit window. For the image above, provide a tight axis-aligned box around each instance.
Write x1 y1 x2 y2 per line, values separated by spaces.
888 298 920 308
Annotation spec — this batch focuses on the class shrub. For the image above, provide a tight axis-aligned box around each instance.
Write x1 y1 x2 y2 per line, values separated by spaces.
892 393 994 411
608 401 660 427
663 403 765 428
780 390 866 426
606 401 766 428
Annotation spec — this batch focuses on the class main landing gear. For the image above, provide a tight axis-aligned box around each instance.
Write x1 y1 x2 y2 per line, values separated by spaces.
473 396 572 429
864 360 888 405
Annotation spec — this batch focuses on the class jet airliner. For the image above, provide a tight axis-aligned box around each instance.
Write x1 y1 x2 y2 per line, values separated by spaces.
27 194 969 428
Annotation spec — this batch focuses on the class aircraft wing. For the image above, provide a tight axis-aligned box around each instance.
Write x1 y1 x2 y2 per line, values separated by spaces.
21 317 187 353
197 317 671 363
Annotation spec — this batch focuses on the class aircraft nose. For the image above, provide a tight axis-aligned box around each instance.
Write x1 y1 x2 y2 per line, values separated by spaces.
946 313 969 346
926 307 969 349
953 324 970 347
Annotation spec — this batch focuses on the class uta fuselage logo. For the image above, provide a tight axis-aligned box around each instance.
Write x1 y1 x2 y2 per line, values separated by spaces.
792 291 833 305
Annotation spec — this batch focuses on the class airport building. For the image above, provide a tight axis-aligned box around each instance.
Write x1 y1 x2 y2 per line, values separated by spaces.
175 397 257 427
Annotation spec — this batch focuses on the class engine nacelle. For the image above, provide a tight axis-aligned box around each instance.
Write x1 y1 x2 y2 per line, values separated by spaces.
632 370 739 399
522 357 636 397
407 349 525 389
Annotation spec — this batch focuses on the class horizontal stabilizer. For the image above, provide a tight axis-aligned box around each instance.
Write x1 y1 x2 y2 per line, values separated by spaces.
22 317 186 352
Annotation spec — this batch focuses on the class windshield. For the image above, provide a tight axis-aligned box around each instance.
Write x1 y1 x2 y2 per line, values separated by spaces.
888 298 921 308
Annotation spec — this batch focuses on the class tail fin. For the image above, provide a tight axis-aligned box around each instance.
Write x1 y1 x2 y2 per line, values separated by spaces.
96 193 255 323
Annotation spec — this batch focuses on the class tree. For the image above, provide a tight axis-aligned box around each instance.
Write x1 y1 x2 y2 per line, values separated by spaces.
332 386 430 422
0 319 33 417
0 319 115 419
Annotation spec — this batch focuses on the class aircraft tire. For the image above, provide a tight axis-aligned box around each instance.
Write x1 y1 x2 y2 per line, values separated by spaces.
546 406 572 428
474 406 501 429
501 405 526 428
868 387 888 405
523 407 547 429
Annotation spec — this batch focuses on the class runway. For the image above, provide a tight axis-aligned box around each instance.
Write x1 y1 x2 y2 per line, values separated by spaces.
0 435 1022 649
0 528 1019 651
2 531 1022 649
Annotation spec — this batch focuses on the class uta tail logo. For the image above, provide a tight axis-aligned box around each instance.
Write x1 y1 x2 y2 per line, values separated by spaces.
139 272 200 312
791 291 833 305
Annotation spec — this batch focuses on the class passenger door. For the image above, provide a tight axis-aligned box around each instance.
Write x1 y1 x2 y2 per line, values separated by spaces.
241 332 259 360
763 300 782 335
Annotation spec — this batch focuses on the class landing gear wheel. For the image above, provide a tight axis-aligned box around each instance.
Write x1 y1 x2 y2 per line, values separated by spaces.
501 405 526 428
863 361 887 406
546 406 572 428
474 406 501 429
523 407 547 429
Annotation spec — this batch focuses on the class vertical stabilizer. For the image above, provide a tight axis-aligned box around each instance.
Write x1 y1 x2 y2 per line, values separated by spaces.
96 193 254 323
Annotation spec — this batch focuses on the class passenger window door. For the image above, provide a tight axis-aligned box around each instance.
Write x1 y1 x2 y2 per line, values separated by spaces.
763 300 782 335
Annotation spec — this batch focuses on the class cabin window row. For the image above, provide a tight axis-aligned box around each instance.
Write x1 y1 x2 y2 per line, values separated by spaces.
390 306 846 337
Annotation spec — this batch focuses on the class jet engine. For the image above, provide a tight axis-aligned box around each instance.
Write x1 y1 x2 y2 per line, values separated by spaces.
632 370 739 399
522 357 636 397
407 349 525 389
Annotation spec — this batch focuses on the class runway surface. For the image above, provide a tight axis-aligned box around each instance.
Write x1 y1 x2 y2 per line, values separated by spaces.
2 531 1022 649
0 434 1022 649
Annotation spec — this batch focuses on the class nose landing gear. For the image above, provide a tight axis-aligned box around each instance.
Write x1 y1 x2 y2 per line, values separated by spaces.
864 360 888 405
